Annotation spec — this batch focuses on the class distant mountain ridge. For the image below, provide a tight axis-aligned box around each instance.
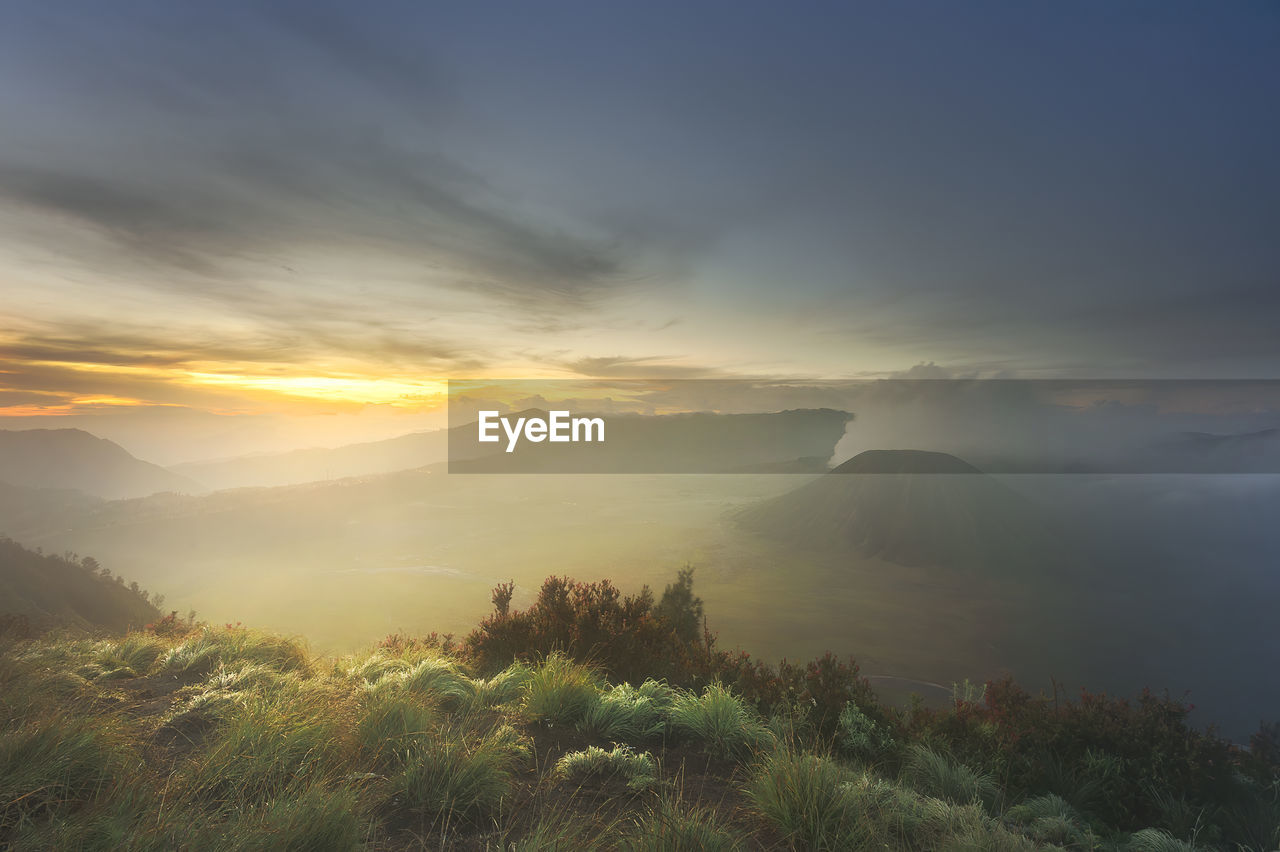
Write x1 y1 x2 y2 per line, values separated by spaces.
173 430 450 490
832 449 982 474
736 449 1062 570
0 429 202 499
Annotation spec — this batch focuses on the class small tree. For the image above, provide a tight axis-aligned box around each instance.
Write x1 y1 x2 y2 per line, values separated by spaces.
654 566 703 644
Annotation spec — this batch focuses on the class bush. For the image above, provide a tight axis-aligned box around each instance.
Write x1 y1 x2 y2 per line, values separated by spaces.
465 574 703 685
836 699 895 763
919 676 1239 830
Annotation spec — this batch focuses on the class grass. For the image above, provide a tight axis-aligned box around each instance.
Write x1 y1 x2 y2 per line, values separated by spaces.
1126 828 1198 852
577 681 672 742
1004 793 1096 848
160 627 312 678
667 682 772 758
395 722 529 820
747 749 868 849
902 743 1000 810
181 688 351 807
2 619 1274 850
0 712 138 835
621 795 741 850
554 744 659 790
522 652 602 725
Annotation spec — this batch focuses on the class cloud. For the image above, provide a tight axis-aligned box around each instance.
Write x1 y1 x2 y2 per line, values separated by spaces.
0 3 671 324
561 356 730 379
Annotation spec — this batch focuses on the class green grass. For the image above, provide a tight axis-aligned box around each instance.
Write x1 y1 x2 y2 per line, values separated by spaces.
0 713 138 836
2 604 1275 851
668 682 772 759
1126 828 1198 852
747 749 868 849
395 722 529 820
621 795 741 851
200 783 367 852
747 747 1041 851
160 628 312 678
94 633 168 676
474 659 534 707
902 743 1000 810
1004 793 1096 848
522 652 602 725
181 689 351 807
554 744 659 790
577 681 672 742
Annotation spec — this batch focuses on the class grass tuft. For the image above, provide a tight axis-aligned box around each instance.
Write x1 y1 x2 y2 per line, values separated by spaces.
668 682 771 759
522 653 601 725
621 795 741 850
577 681 671 742
902 743 999 810
395 723 529 821
554 744 659 790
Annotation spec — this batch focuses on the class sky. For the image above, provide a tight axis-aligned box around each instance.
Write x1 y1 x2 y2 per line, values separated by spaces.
1 1 1278 461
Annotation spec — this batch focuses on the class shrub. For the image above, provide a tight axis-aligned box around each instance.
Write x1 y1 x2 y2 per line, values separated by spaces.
836 699 895 763
710 649 880 741
945 678 1238 829
464 573 706 685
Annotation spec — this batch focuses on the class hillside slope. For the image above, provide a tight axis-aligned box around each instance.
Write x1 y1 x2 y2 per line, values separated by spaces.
0 537 160 632
0 428 202 499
